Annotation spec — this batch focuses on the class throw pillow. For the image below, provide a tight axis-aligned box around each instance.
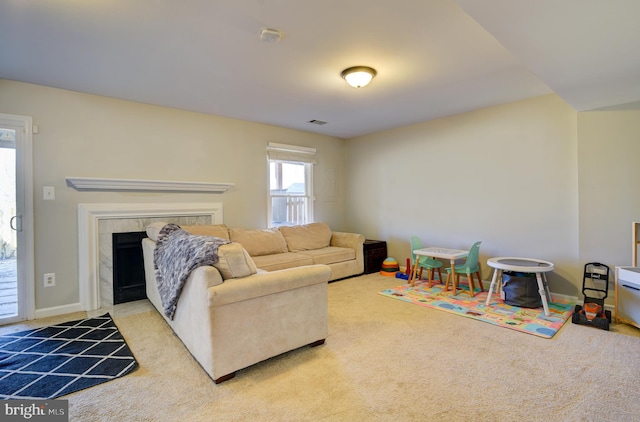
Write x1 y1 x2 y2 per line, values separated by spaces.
214 243 258 280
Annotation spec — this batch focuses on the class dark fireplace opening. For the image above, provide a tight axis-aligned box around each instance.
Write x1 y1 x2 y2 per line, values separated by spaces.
112 231 148 305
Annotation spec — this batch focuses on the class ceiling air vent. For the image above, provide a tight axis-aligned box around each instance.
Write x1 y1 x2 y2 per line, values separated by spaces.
308 119 327 125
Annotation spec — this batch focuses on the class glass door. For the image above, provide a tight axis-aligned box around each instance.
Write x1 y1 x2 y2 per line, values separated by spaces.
0 114 34 324
0 126 19 321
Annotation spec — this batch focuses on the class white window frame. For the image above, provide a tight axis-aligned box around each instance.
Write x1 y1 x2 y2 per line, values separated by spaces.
267 142 315 227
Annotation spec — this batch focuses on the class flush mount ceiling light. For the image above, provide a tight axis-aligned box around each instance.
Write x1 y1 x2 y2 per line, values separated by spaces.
340 66 377 88
260 28 282 42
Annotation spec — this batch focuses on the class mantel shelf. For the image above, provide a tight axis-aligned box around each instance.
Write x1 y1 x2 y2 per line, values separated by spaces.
66 177 234 193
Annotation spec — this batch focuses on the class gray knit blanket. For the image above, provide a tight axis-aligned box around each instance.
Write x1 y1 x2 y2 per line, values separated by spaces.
153 223 231 320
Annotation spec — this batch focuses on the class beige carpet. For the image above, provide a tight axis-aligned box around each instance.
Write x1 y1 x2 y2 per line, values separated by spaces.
4 273 640 421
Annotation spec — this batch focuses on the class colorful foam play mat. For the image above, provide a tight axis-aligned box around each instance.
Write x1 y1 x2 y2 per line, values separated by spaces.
379 281 574 339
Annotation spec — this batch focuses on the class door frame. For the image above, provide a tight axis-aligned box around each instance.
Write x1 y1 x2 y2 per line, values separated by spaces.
0 113 35 322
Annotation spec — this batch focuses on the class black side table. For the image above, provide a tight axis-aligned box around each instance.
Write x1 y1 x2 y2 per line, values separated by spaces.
363 240 387 274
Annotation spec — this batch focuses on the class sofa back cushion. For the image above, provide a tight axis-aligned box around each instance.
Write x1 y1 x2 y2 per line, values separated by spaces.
181 224 229 240
229 228 288 257
279 222 332 252
214 243 258 279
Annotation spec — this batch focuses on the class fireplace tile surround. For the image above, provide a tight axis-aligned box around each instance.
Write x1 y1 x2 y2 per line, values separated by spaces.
78 203 223 311
99 215 210 307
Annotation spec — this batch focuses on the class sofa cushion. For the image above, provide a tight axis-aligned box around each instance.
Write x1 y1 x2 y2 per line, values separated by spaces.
214 243 257 280
229 228 288 257
278 222 332 252
182 224 229 240
296 246 356 265
251 252 314 272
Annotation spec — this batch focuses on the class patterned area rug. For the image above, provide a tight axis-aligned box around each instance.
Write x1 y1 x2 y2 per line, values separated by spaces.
379 281 574 338
0 313 138 399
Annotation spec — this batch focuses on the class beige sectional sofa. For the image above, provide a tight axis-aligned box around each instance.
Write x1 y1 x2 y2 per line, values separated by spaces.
179 222 365 281
142 222 364 383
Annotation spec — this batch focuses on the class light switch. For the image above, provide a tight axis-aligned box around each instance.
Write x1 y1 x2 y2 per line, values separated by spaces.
43 186 55 200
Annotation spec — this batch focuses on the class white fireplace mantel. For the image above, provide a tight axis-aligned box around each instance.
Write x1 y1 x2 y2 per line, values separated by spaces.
78 202 223 311
66 177 234 193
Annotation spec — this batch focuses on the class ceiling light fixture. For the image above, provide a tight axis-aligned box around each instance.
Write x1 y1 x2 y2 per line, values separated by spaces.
260 28 282 43
340 66 377 88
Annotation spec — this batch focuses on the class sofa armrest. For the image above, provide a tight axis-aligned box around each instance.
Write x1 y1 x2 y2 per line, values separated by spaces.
330 231 365 250
331 232 365 270
191 266 225 288
208 264 331 307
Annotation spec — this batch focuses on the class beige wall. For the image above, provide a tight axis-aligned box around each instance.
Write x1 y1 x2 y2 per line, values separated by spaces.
346 94 583 296
3 77 640 314
578 110 640 268
346 94 640 298
0 79 346 311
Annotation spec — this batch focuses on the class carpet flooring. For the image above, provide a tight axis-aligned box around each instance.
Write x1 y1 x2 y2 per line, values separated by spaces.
2 274 640 421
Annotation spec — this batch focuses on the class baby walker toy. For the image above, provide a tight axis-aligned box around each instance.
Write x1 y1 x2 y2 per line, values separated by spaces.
572 262 612 331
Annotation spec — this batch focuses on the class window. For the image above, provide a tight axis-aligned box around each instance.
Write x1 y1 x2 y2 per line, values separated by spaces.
267 143 315 227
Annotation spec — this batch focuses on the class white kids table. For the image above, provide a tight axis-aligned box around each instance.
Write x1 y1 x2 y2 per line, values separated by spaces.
410 247 470 294
485 257 554 316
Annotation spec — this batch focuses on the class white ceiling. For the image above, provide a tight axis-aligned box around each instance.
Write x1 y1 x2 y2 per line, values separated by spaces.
1 1 639 139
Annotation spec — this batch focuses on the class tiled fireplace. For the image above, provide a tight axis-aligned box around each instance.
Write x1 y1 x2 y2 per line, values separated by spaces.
78 203 223 310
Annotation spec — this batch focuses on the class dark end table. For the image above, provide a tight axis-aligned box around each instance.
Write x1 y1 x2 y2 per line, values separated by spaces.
363 239 387 274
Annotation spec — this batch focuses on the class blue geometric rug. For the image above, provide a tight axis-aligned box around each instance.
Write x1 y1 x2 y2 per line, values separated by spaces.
0 313 138 399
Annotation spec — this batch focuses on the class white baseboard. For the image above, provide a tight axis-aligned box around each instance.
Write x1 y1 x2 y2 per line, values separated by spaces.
34 302 85 320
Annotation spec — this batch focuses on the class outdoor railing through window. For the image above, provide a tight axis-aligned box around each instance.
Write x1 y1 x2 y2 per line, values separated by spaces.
271 195 308 226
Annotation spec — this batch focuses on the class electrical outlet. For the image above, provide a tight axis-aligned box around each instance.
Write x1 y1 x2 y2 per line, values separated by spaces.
44 273 55 288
